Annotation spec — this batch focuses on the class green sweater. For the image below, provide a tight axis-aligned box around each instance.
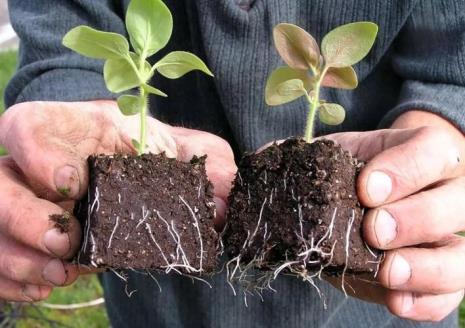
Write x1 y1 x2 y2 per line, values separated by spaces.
6 0 463 327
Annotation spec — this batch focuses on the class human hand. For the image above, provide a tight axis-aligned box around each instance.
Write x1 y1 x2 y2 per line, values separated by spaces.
325 112 465 322
0 100 236 302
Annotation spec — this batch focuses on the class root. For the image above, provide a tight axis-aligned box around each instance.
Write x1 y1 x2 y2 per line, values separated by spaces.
147 270 162 292
78 186 100 265
197 181 202 199
179 195 204 273
226 207 347 307
107 216 120 249
125 284 137 298
341 209 356 297
110 269 128 283
248 198 267 247
145 223 171 269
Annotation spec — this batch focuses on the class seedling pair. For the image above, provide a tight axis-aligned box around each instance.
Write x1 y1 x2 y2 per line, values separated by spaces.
62 0 381 302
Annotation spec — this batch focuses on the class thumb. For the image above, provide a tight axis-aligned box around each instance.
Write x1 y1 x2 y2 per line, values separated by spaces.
0 103 93 201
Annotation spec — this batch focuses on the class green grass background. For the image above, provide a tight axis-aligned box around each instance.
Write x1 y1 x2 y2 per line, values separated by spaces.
1 50 465 327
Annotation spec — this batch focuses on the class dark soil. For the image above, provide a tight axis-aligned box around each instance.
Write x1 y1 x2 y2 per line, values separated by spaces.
74 153 218 274
50 212 71 233
224 138 382 278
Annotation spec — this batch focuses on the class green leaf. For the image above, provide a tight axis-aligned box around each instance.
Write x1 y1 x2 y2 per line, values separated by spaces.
0 145 7 156
63 25 129 60
265 66 313 106
155 51 214 79
273 23 320 70
143 84 168 97
129 52 153 81
277 79 305 97
321 22 378 67
132 139 141 150
321 66 358 89
104 57 140 93
126 0 173 57
319 103 346 125
117 95 142 115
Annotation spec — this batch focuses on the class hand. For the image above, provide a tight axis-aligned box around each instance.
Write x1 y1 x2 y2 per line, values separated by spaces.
0 100 236 302
325 112 465 322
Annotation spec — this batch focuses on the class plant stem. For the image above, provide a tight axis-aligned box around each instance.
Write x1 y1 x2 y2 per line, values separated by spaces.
303 66 328 143
138 86 148 155
304 81 321 143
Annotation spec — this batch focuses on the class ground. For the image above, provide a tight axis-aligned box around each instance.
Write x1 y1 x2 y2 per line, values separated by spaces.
0 50 464 327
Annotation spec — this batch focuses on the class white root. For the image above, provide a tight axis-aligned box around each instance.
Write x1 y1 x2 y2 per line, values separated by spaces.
179 195 204 272
110 269 127 282
248 198 267 247
107 216 120 249
79 186 100 265
226 204 354 307
197 181 202 199
145 223 171 268
125 284 137 298
237 172 243 186
90 233 97 268
146 270 162 292
341 209 356 297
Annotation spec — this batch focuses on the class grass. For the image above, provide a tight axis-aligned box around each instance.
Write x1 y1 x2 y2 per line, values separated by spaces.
0 50 109 327
0 50 17 155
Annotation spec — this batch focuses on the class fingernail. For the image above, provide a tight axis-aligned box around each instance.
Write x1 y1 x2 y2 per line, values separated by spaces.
374 209 397 247
22 284 42 302
400 292 414 314
389 253 411 287
42 259 67 286
54 165 79 198
44 228 70 257
366 171 392 204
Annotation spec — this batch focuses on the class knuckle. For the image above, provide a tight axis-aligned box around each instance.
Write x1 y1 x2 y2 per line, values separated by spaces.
2 193 26 237
0 255 23 282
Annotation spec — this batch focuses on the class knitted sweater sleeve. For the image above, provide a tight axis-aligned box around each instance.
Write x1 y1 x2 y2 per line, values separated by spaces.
379 0 465 132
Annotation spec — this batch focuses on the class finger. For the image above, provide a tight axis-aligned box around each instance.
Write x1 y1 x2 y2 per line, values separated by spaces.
386 289 463 322
0 158 81 258
323 129 419 161
0 102 130 201
0 275 52 302
324 273 387 304
357 126 462 207
213 196 226 232
364 177 465 249
378 235 465 294
0 234 79 286
170 127 237 201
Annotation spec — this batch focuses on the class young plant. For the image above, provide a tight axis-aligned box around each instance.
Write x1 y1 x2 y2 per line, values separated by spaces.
265 22 378 142
63 0 213 155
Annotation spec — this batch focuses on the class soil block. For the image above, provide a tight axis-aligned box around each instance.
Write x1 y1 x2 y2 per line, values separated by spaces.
74 153 218 274
224 138 382 279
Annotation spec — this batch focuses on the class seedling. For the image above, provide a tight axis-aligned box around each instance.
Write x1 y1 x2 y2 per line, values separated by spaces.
224 22 382 305
63 0 213 155
62 0 219 286
265 22 378 141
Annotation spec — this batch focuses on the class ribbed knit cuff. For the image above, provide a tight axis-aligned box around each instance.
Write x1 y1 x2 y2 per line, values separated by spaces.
379 80 465 132
12 68 115 104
